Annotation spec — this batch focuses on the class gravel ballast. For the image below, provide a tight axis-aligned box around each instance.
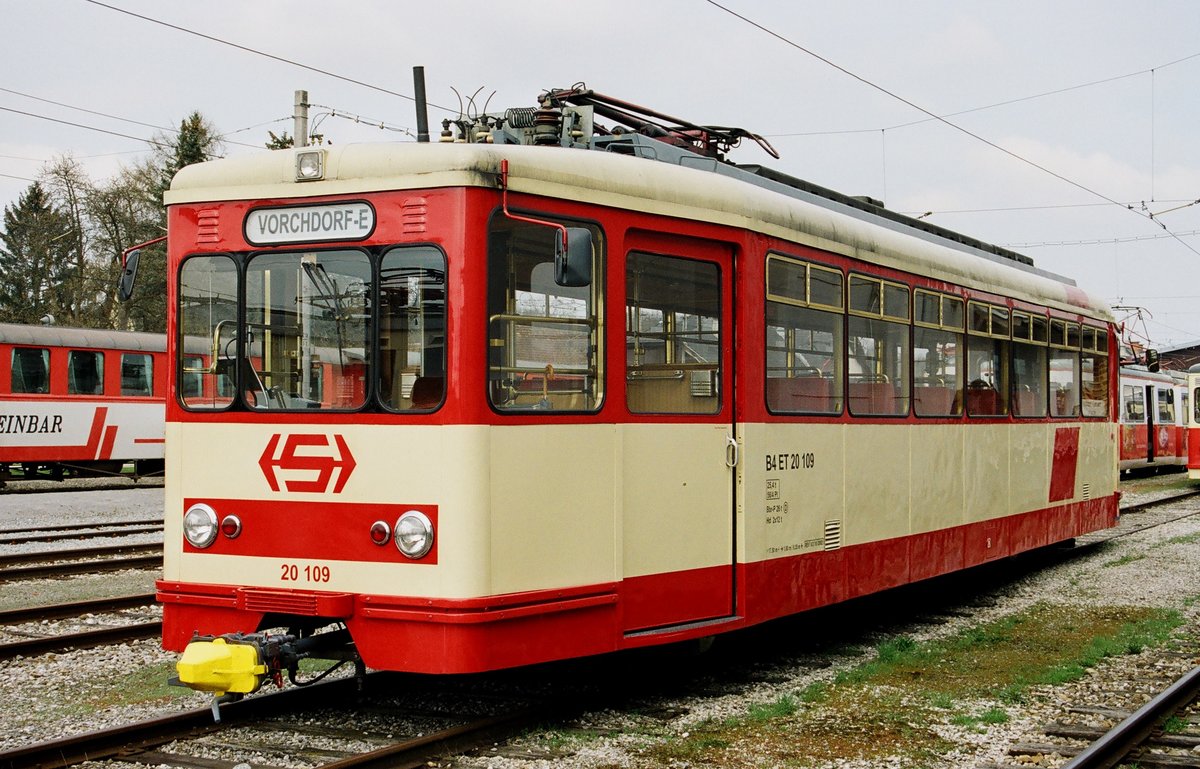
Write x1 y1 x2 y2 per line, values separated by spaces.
0 477 1197 768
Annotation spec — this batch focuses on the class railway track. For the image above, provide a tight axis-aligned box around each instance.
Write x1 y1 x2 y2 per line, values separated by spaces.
0 673 565 769
0 593 159 660
0 542 161 582
0 519 162 545
980 664 1200 768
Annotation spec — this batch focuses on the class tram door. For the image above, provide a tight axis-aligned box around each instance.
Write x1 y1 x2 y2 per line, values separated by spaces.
620 238 736 633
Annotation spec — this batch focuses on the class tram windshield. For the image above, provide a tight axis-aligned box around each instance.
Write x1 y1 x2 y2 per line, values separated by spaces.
244 250 371 410
178 246 446 412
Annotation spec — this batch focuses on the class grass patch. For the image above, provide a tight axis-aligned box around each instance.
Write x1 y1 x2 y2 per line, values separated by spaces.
1163 532 1200 547
1103 553 1148 568
645 603 1181 768
950 707 1010 729
797 681 828 703
747 694 797 721
88 659 193 709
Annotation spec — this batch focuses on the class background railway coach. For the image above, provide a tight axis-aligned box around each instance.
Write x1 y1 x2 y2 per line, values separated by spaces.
152 86 1121 696
1118 366 1188 474
0 323 168 482
1188 364 1200 480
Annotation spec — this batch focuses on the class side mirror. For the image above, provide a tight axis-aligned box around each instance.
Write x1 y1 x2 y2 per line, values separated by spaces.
117 235 166 302
554 227 593 287
117 249 140 302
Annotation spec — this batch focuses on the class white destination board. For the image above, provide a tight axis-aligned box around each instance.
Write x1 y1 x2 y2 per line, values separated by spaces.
245 202 375 245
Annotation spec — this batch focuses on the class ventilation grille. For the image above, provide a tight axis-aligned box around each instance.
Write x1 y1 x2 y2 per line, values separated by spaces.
196 208 220 244
1082 482 1091 501
240 589 320 615
690 370 716 397
401 197 428 234
823 519 842 551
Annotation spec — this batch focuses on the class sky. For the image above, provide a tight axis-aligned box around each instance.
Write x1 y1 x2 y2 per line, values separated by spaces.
3 1 1199 349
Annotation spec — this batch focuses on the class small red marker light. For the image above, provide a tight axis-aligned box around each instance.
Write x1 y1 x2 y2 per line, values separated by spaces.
220 515 242 539
370 520 391 546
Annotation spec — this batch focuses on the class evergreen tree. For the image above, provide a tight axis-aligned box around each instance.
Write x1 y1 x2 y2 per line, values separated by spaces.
266 130 294 149
154 111 224 196
0 183 75 324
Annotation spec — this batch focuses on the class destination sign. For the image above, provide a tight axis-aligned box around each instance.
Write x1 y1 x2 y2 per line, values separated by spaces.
245 202 375 245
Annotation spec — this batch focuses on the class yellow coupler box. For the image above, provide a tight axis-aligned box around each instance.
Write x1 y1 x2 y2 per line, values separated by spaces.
176 637 268 695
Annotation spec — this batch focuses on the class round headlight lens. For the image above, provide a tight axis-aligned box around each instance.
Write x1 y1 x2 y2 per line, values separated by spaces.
183 503 219 548
394 510 434 559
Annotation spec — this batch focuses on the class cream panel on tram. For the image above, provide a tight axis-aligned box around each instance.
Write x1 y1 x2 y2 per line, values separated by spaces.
843 425 911 546
164 422 494 598
1009 423 1051 514
909 424 966 534
488 424 618 595
1079 421 1119 500
739 422 845 564
963 425 1011 523
621 423 733 579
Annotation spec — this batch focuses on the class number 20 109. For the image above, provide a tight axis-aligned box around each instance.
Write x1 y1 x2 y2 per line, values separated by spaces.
280 563 331 583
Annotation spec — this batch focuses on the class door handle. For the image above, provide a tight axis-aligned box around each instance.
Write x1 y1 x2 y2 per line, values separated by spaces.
725 435 739 468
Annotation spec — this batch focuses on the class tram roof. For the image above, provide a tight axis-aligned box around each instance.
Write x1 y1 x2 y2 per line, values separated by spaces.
0 322 167 352
168 142 1114 322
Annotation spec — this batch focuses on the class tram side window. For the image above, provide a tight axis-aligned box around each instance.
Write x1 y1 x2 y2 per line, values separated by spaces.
1194 387 1200 423
121 354 153 396
1080 325 1108 418
1158 388 1175 424
67 351 104 395
626 252 721 414
379 246 446 411
847 274 909 416
487 216 604 412
1123 385 1144 422
765 255 844 415
244 249 371 411
178 255 239 410
966 302 1009 416
1049 320 1081 417
1010 312 1048 418
913 290 964 417
11 347 49 394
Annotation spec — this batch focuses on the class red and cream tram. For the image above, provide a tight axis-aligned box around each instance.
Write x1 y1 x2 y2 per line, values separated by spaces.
151 87 1119 696
0 323 168 482
1118 366 1187 473
1188 365 1200 479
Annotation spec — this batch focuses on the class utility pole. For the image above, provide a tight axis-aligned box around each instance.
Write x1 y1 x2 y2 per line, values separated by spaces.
294 90 309 147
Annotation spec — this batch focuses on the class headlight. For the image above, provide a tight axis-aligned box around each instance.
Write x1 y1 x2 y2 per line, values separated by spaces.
183 503 219 548
295 149 324 181
394 510 434 559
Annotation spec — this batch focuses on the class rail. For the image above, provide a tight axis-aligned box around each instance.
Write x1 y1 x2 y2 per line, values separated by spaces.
1062 665 1200 769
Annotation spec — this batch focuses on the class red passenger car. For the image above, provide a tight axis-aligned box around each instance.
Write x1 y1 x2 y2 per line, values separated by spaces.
0 323 167 482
